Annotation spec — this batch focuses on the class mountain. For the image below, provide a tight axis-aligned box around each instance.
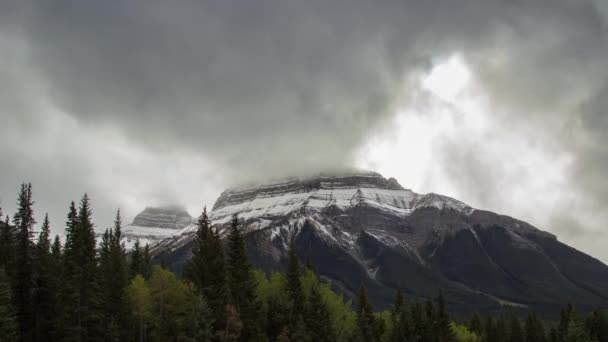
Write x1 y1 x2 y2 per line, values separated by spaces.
122 206 193 249
151 171 608 314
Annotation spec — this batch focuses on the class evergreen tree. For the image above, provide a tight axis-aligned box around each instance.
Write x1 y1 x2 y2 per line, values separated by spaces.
410 301 426 342
558 303 574 341
356 286 380 342
0 209 16 284
436 289 455 342
191 295 213 342
33 214 59 342
469 312 483 336
525 312 546 342
286 235 305 333
130 239 142 279
184 207 228 332
390 290 410 342
305 283 334 342
484 316 497 342
13 182 35 342
495 315 508 342
424 296 436 342
60 195 102 341
142 244 152 280
0 266 17 342
508 315 523 342
226 215 262 341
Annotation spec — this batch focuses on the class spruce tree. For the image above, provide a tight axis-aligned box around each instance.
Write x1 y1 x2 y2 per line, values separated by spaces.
226 215 262 341
356 286 379 342
469 312 483 336
13 182 35 342
508 315 523 342
286 235 305 331
525 312 546 342
33 214 58 342
0 211 15 285
184 207 227 334
0 266 17 342
558 303 574 341
142 244 152 280
435 289 455 342
390 290 410 342
60 195 102 341
130 239 142 279
305 283 334 342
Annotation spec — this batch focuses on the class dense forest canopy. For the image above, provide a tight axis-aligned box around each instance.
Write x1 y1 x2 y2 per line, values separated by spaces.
1 183 607 342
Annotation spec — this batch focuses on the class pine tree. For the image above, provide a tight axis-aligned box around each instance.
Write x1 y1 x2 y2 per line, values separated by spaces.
33 214 59 342
484 316 497 342
390 290 410 342
130 239 142 279
558 303 574 341
525 312 546 342
508 315 523 342
0 211 16 286
226 215 262 341
469 312 483 336
0 266 17 342
424 296 436 342
141 244 152 280
410 301 426 341
191 295 213 342
60 195 102 341
184 207 227 334
286 235 305 333
13 182 35 342
356 286 379 342
436 289 455 342
305 283 334 342
495 315 508 342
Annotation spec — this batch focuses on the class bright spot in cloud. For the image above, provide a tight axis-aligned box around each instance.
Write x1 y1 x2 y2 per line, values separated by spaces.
422 55 471 104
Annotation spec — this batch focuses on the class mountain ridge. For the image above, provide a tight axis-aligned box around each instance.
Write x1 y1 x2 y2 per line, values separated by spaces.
152 171 604 314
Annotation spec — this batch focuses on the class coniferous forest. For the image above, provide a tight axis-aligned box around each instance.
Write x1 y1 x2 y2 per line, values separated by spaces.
1 183 608 342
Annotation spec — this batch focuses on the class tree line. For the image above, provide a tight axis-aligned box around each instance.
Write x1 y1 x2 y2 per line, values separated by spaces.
0 182 607 341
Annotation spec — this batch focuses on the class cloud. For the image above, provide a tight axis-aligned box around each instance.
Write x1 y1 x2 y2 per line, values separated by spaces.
1 0 608 261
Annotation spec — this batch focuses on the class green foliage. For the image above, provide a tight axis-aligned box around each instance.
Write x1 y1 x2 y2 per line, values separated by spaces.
183 207 228 335
451 322 480 342
0 266 17 342
226 215 262 341
14 182 35 342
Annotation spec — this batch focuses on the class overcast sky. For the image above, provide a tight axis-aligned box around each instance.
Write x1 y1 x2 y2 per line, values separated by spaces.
1 0 608 261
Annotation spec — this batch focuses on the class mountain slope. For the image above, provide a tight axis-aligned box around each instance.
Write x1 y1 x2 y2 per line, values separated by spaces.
122 206 192 249
152 171 608 314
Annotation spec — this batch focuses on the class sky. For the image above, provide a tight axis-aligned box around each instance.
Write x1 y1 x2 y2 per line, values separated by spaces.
1 0 608 261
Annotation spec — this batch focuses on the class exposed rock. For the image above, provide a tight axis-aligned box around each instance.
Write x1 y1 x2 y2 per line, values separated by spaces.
152 171 608 315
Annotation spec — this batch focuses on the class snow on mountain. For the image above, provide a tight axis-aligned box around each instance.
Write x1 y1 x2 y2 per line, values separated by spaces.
122 206 193 249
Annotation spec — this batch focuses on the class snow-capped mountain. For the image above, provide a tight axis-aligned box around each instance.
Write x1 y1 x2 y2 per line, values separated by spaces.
122 206 193 249
152 171 608 314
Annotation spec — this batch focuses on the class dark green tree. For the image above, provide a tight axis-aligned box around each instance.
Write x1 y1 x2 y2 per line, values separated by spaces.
129 239 142 279
0 266 17 342
286 235 305 334
469 312 483 336
508 315 523 342
484 316 497 342
142 244 152 280
184 208 227 334
356 286 380 342
525 312 546 342
390 290 410 342
436 289 455 342
558 303 574 341
60 195 102 341
305 283 334 342
33 214 59 342
0 209 16 284
13 182 35 342
226 215 262 341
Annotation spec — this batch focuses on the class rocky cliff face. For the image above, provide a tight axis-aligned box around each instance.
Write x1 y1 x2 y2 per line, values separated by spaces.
122 206 193 249
152 171 608 314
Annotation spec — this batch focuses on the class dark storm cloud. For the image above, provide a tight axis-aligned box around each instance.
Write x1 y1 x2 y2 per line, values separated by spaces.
2 0 608 258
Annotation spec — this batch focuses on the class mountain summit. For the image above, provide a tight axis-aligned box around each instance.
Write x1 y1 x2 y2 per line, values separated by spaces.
153 171 608 314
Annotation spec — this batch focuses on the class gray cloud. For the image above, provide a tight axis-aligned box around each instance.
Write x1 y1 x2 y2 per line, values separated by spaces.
2 0 608 260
